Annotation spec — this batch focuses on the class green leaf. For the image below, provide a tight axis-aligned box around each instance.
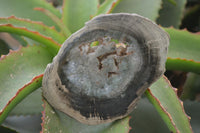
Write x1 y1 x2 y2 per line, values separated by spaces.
41 99 130 133
0 24 60 55
0 0 60 30
113 0 162 21
62 0 99 33
102 117 130 133
95 0 121 16
34 8 71 38
0 16 66 44
36 0 62 19
3 115 42 133
165 28 200 73
146 76 193 133
0 74 43 125
130 98 170 133
0 45 54 124
9 89 43 116
157 0 187 28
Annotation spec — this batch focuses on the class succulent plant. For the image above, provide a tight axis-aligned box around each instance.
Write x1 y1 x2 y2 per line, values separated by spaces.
0 0 200 133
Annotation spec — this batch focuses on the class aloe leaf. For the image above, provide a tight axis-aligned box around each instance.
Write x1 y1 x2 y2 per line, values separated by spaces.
0 0 60 30
36 0 62 18
0 16 66 44
130 98 170 132
146 76 193 133
157 0 187 28
0 24 60 55
113 0 162 21
3 115 42 133
0 75 43 125
95 0 121 15
0 45 54 124
62 0 99 33
165 28 200 73
41 99 130 133
34 8 71 37
9 89 43 116
101 117 130 133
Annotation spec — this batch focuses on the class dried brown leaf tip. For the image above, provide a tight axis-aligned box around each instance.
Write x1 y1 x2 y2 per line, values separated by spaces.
42 13 169 125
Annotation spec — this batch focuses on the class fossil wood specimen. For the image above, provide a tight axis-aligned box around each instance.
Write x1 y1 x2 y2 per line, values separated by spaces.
42 13 170 125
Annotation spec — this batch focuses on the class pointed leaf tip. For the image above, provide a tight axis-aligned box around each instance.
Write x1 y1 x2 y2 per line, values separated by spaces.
146 76 193 133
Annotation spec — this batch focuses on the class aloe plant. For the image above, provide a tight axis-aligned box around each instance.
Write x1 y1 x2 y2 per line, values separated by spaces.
0 0 200 133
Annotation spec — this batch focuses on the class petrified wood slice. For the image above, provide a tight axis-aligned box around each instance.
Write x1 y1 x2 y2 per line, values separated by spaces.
42 13 170 125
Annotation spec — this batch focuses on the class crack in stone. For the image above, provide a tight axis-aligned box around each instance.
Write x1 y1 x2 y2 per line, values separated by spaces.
97 51 117 70
113 57 119 69
108 72 118 78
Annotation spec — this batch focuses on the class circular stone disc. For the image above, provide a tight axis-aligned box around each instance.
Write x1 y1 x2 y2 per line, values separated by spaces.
42 13 169 125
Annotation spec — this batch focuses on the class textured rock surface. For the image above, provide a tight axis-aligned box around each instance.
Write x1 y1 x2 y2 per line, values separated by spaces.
42 13 169 125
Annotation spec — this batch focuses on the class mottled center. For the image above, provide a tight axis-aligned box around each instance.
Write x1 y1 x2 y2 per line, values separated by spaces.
62 36 143 98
